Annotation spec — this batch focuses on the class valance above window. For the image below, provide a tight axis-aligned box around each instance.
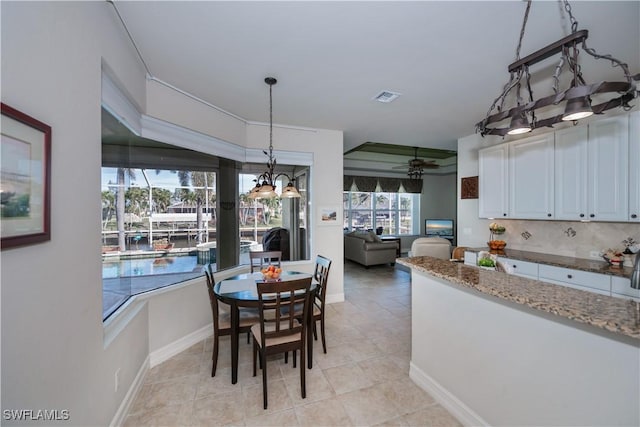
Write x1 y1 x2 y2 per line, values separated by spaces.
343 175 423 194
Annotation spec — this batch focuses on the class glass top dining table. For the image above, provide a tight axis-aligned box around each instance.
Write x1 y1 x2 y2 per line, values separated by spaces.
213 270 317 384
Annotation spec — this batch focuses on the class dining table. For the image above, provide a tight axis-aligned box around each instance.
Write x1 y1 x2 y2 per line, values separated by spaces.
213 270 317 384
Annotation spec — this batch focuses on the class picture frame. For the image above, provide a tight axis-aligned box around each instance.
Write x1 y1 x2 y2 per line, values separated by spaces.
318 205 340 226
1 103 51 249
461 176 478 199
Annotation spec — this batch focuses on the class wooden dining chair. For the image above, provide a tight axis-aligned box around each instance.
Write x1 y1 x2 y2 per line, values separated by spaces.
249 250 282 273
204 265 259 377
252 276 312 409
311 255 332 353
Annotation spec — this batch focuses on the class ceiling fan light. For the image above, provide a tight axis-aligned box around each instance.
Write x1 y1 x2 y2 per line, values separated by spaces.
507 112 532 135
562 97 594 121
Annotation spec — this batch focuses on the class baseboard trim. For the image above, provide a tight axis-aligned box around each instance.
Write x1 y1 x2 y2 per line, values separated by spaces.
325 293 345 304
409 361 488 427
149 324 212 368
110 354 149 427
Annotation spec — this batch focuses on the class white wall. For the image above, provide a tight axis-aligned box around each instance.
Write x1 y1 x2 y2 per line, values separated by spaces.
1 2 149 425
456 115 640 259
421 174 457 234
1 2 346 425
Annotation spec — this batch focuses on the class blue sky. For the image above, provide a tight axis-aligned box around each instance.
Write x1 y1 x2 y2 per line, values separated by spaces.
101 168 258 192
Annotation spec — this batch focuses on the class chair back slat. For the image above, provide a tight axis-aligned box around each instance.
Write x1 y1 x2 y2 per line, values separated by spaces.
256 277 311 344
250 250 283 273
204 264 220 329
313 255 332 305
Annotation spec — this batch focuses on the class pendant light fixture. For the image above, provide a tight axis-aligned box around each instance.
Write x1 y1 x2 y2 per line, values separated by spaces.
248 77 301 199
477 0 638 137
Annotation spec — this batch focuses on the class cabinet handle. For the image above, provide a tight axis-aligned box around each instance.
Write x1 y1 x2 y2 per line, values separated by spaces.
503 213 507 217
567 274 573 279
589 214 595 218
632 214 638 219
547 213 552 217
512 265 517 269
579 214 585 218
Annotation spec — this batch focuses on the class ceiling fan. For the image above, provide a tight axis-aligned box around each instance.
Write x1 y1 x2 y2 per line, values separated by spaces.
392 147 439 179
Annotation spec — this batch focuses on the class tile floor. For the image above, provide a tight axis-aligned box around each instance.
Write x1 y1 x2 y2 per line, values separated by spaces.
124 261 462 426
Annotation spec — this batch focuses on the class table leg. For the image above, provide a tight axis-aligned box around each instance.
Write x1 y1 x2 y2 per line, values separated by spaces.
230 303 239 384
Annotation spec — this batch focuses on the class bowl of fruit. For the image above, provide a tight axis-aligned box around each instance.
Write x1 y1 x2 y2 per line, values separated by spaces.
488 240 507 251
260 265 282 281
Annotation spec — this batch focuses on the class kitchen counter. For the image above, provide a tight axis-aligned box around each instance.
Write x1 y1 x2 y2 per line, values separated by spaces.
464 247 632 278
400 255 640 426
397 255 640 340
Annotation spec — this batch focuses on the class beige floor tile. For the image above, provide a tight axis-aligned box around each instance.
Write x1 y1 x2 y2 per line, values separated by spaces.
123 401 193 427
340 384 401 426
377 378 436 415
402 404 463 427
358 356 406 384
283 368 335 406
323 362 373 395
125 263 461 427
244 408 300 426
294 396 353 427
191 389 246 426
242 379 294 417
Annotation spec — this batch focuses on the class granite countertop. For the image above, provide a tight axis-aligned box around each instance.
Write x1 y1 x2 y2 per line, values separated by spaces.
465 247 633 278
397 256 640 341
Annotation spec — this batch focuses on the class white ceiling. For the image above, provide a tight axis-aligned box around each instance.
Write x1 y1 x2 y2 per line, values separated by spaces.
112 1 639 155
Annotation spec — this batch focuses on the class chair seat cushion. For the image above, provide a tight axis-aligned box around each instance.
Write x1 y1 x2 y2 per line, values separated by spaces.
251 323 302 348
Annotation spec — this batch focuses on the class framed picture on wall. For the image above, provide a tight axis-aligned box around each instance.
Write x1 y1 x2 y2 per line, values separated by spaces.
1 103 52 249
318 205 340 226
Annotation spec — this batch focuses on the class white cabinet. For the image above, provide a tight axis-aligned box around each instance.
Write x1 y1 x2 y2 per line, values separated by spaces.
554 115 629 221
629 111 640 222
538 264 611 296
611 276 640 300
497 257 539 279
555 126 589 220
587 115 629 221
509 134 554 219
478 143 509 219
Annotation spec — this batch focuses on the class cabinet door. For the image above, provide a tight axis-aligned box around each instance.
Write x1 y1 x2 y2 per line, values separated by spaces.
478 143 509 219
629 111 639 222
588 115 629 221
509 134 554 219
555 126 589 220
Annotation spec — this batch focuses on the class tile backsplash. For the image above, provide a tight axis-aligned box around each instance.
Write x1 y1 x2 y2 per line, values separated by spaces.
492 220 639 259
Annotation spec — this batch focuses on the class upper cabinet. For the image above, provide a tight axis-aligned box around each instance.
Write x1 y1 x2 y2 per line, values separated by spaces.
629 111 639 222
587 115 629 222
478 143 509 219
509 134 554 219
555 126 588 220
479 112 635 222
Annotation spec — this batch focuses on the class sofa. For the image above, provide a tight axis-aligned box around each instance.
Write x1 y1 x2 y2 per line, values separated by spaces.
344 231 398 267
409 237 452 259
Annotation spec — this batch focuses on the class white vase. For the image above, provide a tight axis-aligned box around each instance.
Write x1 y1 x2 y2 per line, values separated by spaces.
623 254 636 268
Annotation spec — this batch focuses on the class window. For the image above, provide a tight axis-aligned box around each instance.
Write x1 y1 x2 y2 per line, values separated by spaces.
101 167 217 319
101 107 311 320
343 191 419 235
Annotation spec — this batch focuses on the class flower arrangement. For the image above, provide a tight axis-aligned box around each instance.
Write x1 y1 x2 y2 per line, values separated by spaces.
622 237 639 254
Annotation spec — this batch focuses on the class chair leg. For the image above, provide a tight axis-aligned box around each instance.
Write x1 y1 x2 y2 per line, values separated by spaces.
293 350 297 368
252 340 257 377
284 352 288 364
211 333 219 377
247 331 251 344
320 316 327 354
300 346 306 399
261 352 268 409
313 322 318 340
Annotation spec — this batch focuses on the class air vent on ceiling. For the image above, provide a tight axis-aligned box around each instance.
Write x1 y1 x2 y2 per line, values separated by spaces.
372 90 401 103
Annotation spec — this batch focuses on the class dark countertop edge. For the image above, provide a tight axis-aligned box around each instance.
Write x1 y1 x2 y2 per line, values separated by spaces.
464 247 633 279
397 256 640 341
